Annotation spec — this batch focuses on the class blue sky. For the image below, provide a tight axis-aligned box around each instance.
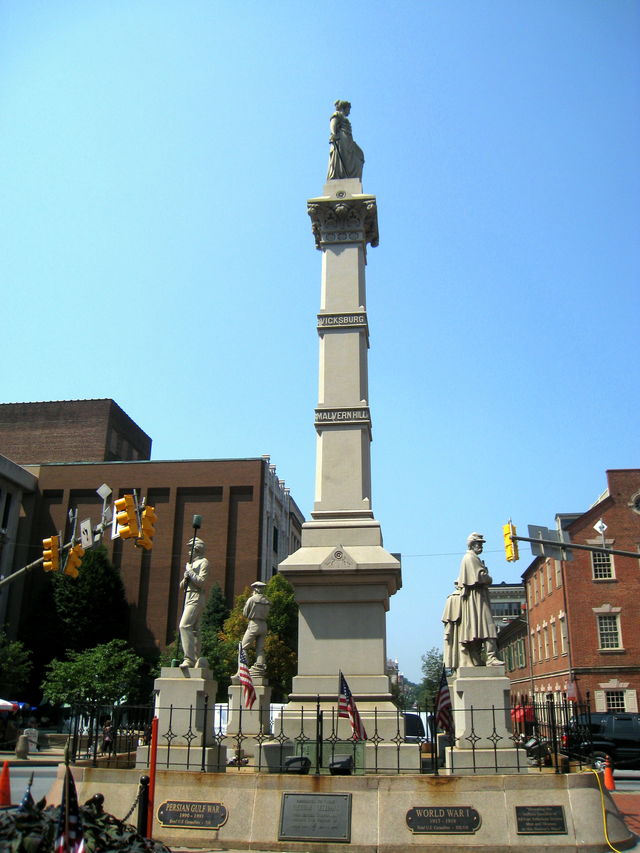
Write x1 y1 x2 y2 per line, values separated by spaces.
2 1 638 682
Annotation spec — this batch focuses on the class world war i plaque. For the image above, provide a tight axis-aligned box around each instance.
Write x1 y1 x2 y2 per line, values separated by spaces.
157 800 228 830
279 793 351 842
406 806 481 834
516 805 567 835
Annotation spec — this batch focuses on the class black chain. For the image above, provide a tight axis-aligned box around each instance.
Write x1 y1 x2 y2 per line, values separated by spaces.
120 782 143 824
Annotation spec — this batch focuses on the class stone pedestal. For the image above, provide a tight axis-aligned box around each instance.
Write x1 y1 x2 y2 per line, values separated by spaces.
136 664 226 771
226 674 272 760
442 665 523 775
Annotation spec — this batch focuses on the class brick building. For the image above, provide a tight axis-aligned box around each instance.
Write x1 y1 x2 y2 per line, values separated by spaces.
499 469 640 712
0 400 303 657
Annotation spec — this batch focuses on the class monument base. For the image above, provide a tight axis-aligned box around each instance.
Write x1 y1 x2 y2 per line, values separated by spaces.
54 765 636 852
136 664 219 771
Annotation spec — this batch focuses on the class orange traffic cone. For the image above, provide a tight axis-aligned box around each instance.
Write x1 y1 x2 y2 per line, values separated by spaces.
0 761 11 805
604 755 616 791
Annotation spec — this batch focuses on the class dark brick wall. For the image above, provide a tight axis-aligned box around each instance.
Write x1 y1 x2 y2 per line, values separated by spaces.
0 400 151 464
16 458 265 655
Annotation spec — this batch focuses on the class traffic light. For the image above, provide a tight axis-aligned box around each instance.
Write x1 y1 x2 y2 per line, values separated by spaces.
42 535 60 572
114 494 139 539
65 543 85 578
136 505 157 551
503 522 519 562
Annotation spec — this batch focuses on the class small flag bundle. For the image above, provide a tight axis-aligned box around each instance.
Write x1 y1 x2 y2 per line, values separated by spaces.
238 643 256 710
435 665 454 737
55 765 86 853
338 671 367 741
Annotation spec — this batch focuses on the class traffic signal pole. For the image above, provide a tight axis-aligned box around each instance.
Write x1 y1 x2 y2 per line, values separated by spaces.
509 534 640 561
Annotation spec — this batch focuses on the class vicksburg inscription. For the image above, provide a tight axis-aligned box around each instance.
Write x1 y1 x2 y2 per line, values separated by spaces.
157 800 228 830
279 793 351 842
406 806 481 835
317 312 367 328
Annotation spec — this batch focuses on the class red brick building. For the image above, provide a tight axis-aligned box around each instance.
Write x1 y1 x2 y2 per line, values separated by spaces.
1 401 303 657
499 469 640 712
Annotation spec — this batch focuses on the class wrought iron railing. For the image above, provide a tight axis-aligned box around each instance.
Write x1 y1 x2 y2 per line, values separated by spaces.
63 694 595 775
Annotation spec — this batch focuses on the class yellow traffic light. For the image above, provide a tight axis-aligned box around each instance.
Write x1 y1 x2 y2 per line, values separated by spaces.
42 535 60 572
503 522 519 562
114 494 139 539
65 543 85 578
136 504 157 551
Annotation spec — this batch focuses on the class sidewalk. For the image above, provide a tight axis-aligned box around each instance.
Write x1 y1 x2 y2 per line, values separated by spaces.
612 791 640 838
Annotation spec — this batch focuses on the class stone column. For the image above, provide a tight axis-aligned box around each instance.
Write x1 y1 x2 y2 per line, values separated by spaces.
279 179 405 760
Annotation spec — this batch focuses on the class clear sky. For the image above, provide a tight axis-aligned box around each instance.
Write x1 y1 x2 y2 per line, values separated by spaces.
2 1 638 683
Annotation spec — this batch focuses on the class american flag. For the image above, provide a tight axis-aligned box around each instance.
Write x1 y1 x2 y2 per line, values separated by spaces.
435 665 454 737
238 643 256 710
55 766 86 853
338 671 367 741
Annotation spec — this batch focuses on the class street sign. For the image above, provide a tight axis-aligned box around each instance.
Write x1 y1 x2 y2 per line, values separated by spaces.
80 519 93 549
593 519 607 535
527 525 573 561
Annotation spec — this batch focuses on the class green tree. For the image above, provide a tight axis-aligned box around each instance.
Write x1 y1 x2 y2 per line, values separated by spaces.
41 639 144 706
0 633 33 698
415 646 444 710
51 545 129 651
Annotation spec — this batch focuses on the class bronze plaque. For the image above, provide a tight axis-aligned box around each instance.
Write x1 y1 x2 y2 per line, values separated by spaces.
406 806 481 834
157 800 228 829
516 805 567 835
279 793 351 842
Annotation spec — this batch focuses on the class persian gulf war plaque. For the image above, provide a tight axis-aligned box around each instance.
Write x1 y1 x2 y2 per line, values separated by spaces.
516 805 567 835
406 806 481 834
279 793 351 842
157 800 228 830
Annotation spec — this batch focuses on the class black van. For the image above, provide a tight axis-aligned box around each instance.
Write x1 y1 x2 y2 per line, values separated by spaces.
561 712 640 770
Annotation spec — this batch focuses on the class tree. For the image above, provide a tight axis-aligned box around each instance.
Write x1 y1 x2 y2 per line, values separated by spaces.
41 639 144 706
415 646 444 710
51 545 129 651
0 633 33 698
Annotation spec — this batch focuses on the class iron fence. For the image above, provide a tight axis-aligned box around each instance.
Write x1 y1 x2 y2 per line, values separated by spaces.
63 694 596 775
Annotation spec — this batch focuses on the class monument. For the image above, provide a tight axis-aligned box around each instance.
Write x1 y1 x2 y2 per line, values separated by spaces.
136 534 226 771
439 532 519 774
226 582 273 748
279 102 406 763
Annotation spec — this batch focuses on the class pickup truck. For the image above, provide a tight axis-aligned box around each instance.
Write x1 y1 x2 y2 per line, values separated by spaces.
561 712 640 770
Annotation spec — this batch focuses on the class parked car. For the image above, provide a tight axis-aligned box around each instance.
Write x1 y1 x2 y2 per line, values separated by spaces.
561 712 640 770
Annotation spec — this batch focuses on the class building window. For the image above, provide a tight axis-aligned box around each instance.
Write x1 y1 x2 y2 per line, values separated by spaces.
272 526 279 555
592 550 614 580
537 629 542 662
530 632 536 664
605 690 626 712
533 577 538 605
543 627 549 660
597 614 621 650
539 569 545 600
551 621 558 657
554 559 562 587
546 561 553 594
559 614 567 655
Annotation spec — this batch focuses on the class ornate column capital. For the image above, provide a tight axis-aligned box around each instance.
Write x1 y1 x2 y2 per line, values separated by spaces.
307 194 379 250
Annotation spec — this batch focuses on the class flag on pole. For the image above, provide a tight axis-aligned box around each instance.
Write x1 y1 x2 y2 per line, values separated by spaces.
338 671 367 740
238 643 256 710
55 766 86 853
435 666 454 737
